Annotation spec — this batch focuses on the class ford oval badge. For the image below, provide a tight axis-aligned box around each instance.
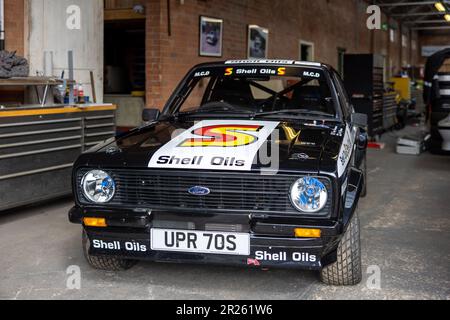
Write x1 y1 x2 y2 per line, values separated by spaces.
188 186 210 196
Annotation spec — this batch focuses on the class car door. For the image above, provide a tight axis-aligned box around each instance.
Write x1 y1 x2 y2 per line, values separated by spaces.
332 70 367 171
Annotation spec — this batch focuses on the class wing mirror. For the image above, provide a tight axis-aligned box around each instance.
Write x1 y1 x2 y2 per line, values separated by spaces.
351 113 368 128
142 108 160 122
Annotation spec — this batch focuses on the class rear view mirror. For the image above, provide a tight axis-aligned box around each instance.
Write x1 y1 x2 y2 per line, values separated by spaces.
142 108 160 122
351 113 367 128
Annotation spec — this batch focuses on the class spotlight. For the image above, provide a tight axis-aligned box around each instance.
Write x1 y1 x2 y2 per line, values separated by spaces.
435 2 446 12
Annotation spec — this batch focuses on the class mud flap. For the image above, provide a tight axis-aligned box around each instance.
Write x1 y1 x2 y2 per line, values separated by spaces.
342 168 363 227
320 168 363 268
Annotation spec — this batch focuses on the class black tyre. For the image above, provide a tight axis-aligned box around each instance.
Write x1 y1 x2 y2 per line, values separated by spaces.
320 212 362 286
360 154 367 197
82 229 137 271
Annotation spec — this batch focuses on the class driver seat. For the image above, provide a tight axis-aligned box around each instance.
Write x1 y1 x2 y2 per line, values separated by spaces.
288 85 325 112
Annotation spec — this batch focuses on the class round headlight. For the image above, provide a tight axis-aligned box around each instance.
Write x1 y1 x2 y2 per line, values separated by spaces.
81 170 115 203
290 177 327 213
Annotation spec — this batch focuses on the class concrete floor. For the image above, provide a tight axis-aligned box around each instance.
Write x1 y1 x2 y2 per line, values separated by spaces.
0 127 449 300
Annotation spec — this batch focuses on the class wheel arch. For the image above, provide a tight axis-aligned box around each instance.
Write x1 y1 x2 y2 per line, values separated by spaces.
341 167 363 228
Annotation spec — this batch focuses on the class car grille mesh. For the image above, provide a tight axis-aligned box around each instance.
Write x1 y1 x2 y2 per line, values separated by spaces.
77 169 332 215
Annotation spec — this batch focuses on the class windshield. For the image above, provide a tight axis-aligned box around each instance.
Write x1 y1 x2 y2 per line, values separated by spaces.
168 65 337 118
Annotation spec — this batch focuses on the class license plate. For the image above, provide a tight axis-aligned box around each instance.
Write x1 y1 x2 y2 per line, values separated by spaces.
150 228 250 256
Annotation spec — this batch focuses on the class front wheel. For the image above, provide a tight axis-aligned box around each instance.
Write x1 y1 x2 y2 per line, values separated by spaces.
320 212 362 286
82 229 137 271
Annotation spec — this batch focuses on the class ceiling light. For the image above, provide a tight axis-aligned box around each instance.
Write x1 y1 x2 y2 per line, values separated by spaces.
445 14 450 21
435 2 446 12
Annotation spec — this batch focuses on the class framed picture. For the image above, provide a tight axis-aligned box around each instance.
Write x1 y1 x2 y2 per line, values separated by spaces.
247 25 269 59
199 16 223 57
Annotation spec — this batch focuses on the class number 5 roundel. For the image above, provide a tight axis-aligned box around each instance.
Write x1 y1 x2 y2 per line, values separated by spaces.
179 124 263 147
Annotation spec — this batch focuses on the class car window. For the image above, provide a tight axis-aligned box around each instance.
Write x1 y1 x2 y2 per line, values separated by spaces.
333 72 352 118
176 66 337 116
250 79 286 99
181 77 212 111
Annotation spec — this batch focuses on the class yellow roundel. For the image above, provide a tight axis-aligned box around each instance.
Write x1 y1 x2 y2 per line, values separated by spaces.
179 124 262 147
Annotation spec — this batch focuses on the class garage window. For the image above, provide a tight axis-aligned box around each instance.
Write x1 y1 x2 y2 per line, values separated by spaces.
300 41 314 62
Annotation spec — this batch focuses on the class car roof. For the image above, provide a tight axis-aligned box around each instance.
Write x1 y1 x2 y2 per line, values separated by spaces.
192 59 331 70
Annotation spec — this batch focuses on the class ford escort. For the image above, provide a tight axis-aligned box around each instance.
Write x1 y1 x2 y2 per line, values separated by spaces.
68 59 368 285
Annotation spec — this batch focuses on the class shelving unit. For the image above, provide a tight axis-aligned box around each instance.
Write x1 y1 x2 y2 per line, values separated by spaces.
344 54 385 138
383 92 398 130
411 87 425 116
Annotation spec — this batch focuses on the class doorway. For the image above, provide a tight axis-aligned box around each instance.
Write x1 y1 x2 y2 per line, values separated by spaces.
103 3 146 131
300 41 314 62
337 47 347 77
104 20 145 94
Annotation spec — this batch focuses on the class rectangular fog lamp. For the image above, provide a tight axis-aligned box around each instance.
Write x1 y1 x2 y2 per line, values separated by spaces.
83 217 107 227
294 228 321 238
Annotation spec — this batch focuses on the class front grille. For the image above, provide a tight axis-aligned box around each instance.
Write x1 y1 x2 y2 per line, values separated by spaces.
77 169 332 215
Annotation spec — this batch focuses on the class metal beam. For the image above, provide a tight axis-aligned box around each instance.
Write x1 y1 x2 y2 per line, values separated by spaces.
389 0 435 24
375 0 407 12
392 12 447 17
405 19 450 24
378 1 439 7
411 26 450 30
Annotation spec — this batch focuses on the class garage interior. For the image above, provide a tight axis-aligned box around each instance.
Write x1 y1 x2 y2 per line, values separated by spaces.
0 0 449 300
103 0 146 131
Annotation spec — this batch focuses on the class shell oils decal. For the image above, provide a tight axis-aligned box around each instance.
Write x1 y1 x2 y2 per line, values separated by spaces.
178 124 262 147
148 120 279 171
224 67 287 76
337 125 356 177
254 250 317 263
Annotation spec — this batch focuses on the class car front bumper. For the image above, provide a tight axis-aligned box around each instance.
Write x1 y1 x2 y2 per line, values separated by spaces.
69 206 342 270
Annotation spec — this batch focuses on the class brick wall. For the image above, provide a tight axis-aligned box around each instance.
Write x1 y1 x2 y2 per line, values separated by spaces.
2 0 431 108
4 0 25 56
145 0 421 109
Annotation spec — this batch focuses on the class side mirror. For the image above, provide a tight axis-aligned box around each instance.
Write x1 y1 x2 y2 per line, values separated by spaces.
142 108 160 122
357 130 368 150
351 113 368 128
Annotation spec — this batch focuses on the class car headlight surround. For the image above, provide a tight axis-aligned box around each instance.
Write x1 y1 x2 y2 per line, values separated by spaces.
289 177 328 213
81 170 115 203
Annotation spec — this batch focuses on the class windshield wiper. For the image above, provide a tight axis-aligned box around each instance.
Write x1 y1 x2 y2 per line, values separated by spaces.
253 109 335 118
175 109 253 118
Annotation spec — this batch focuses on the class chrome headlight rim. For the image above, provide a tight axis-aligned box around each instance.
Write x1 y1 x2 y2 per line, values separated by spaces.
81 169 116 203
289 176 328 213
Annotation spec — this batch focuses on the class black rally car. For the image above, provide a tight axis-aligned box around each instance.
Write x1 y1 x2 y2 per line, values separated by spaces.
69 59 368 285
